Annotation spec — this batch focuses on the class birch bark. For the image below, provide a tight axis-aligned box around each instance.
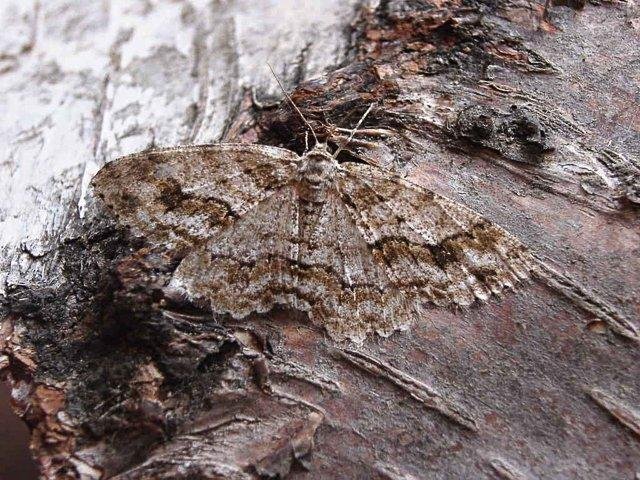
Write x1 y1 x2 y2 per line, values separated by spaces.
1 1 640 479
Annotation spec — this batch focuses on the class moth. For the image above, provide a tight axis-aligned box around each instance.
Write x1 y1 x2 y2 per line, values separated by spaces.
92 90 535 342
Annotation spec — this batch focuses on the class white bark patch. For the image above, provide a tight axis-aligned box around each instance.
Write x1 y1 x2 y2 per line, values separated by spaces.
0 0 361 293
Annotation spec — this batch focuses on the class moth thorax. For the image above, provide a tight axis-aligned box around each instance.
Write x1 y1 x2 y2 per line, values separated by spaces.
297 151 337 202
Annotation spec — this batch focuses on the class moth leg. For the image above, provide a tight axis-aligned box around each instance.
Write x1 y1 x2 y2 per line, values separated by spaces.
330 135 382 153
333 127 394 138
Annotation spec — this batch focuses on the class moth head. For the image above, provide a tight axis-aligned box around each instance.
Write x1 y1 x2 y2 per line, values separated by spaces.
307 142 332 157
300 145 337 182
297 146 337 202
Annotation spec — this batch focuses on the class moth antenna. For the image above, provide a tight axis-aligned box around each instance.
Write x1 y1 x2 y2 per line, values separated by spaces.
332 103 375 159
267 63 319 145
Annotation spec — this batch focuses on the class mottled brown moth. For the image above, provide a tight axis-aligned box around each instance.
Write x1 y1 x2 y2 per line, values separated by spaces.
92 79 534 342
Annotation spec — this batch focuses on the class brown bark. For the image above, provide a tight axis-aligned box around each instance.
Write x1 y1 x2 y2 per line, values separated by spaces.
2 0 640 479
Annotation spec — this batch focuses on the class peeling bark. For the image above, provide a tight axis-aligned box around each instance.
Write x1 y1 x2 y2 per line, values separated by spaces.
1 0 640 479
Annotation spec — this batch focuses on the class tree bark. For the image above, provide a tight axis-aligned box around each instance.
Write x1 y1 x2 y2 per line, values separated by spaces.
1 0 640 479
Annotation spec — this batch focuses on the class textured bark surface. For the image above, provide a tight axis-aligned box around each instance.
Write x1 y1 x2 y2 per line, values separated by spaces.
1 0 640 479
